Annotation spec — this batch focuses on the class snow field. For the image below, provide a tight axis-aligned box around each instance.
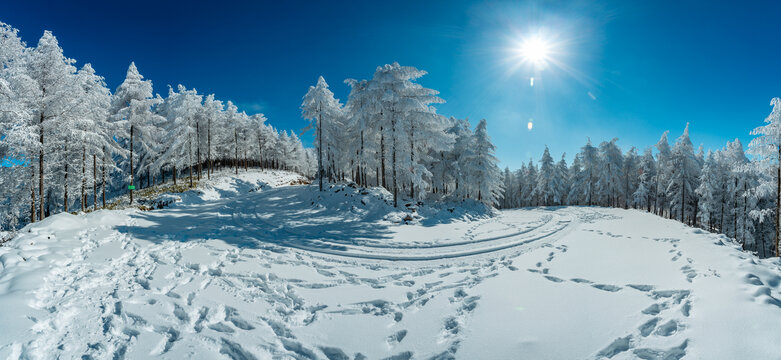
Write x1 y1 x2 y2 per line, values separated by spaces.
0 170 780 359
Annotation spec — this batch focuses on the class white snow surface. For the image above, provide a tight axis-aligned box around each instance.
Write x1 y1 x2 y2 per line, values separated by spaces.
1 170 780 359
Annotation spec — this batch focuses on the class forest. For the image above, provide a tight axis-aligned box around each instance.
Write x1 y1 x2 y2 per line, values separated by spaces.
0 23 315 229
2 20 781 259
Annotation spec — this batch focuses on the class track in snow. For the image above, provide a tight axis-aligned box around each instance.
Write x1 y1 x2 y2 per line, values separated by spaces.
228 187 577 261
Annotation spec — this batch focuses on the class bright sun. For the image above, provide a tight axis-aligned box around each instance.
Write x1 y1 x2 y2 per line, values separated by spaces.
518 36 551 67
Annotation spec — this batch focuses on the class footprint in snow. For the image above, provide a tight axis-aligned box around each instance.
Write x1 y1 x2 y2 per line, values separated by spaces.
641 303 664 315
638 317 659 337
570 278 593 284
596 335 632 358
626 284 655 292
591 284 622 292
654 319 680 336
387 329 408 345
633 339 688 360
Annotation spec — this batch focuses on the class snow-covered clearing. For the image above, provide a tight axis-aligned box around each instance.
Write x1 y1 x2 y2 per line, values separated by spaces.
1 170 780 359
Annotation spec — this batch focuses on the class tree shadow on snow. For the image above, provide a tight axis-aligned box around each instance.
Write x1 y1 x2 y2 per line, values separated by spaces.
116 185 395 251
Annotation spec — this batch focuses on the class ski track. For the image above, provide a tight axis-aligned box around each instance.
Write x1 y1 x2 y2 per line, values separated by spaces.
229 189 576 261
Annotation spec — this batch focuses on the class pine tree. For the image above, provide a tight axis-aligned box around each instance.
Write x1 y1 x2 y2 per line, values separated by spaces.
301 76 342 192
696 150 724 230
667 123 700 224
569 140 599 206
655 131 673 217
111 62 164 203
465 119 503 205
0 21 37 224
747 98 781 256
554 154 568 206
27 31 78 218
533 146 556 206
156 85 203 188
634 148 657 212
622 147 639 209
597 139 623 207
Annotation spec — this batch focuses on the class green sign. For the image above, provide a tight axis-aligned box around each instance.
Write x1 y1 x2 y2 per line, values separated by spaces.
128 185 136 190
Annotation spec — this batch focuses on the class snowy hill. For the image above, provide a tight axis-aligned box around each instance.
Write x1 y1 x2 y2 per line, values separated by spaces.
0 170 780 359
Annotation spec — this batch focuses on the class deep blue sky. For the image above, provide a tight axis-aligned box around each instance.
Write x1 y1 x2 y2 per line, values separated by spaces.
2 0 779 169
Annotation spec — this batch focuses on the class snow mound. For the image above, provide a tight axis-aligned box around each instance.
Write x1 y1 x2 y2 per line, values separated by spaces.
307 182 495 226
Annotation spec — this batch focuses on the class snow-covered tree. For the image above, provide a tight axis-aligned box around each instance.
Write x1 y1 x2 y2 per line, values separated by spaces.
621 147 639 209
156 85 203 187
655 131 673 217
696 150 724 230
597 138 623 207
464 119 503 205
0 22 37 225
569 140 599 206
25 31 79 218
554 154 569 206
201 94 223 178
533 146 556 206
111 62 164 203
634 148 657 212
70 63 123 211
301 76 342 191
748 99 781 256
667 123 700 224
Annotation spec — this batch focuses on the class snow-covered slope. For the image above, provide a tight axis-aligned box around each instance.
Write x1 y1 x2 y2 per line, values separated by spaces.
0 170 780 359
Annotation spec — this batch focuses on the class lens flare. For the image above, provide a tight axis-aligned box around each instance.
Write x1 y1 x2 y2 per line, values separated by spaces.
527 120 533 131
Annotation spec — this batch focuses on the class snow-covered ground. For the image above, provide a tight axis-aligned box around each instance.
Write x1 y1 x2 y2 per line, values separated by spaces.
1 170 780 359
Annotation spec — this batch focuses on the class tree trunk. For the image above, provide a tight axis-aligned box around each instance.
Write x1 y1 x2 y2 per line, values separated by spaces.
207 118 211 179
720 182 725 234
776 145 780 257
102 147 106 208
130 124 134 205
410 123 415 199
391 114 397 208
197 121 201 181
360 130 365 187
381 123 386 189
189 132 194 188
64 144 69 213
734 177 738 238
681 173 685 222
93 154 97 211
258 137 263 173
30 167 36 223
318 106 323 191
39 112 44 221
81 147 86 212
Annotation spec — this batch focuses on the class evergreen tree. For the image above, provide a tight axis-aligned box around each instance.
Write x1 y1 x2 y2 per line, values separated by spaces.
465 119 503 205
622 147 639 209
597 138 623 207
533 146 556 206
634 148 657 212
667 123 701 224
301 76 342 191
111 62 164 203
